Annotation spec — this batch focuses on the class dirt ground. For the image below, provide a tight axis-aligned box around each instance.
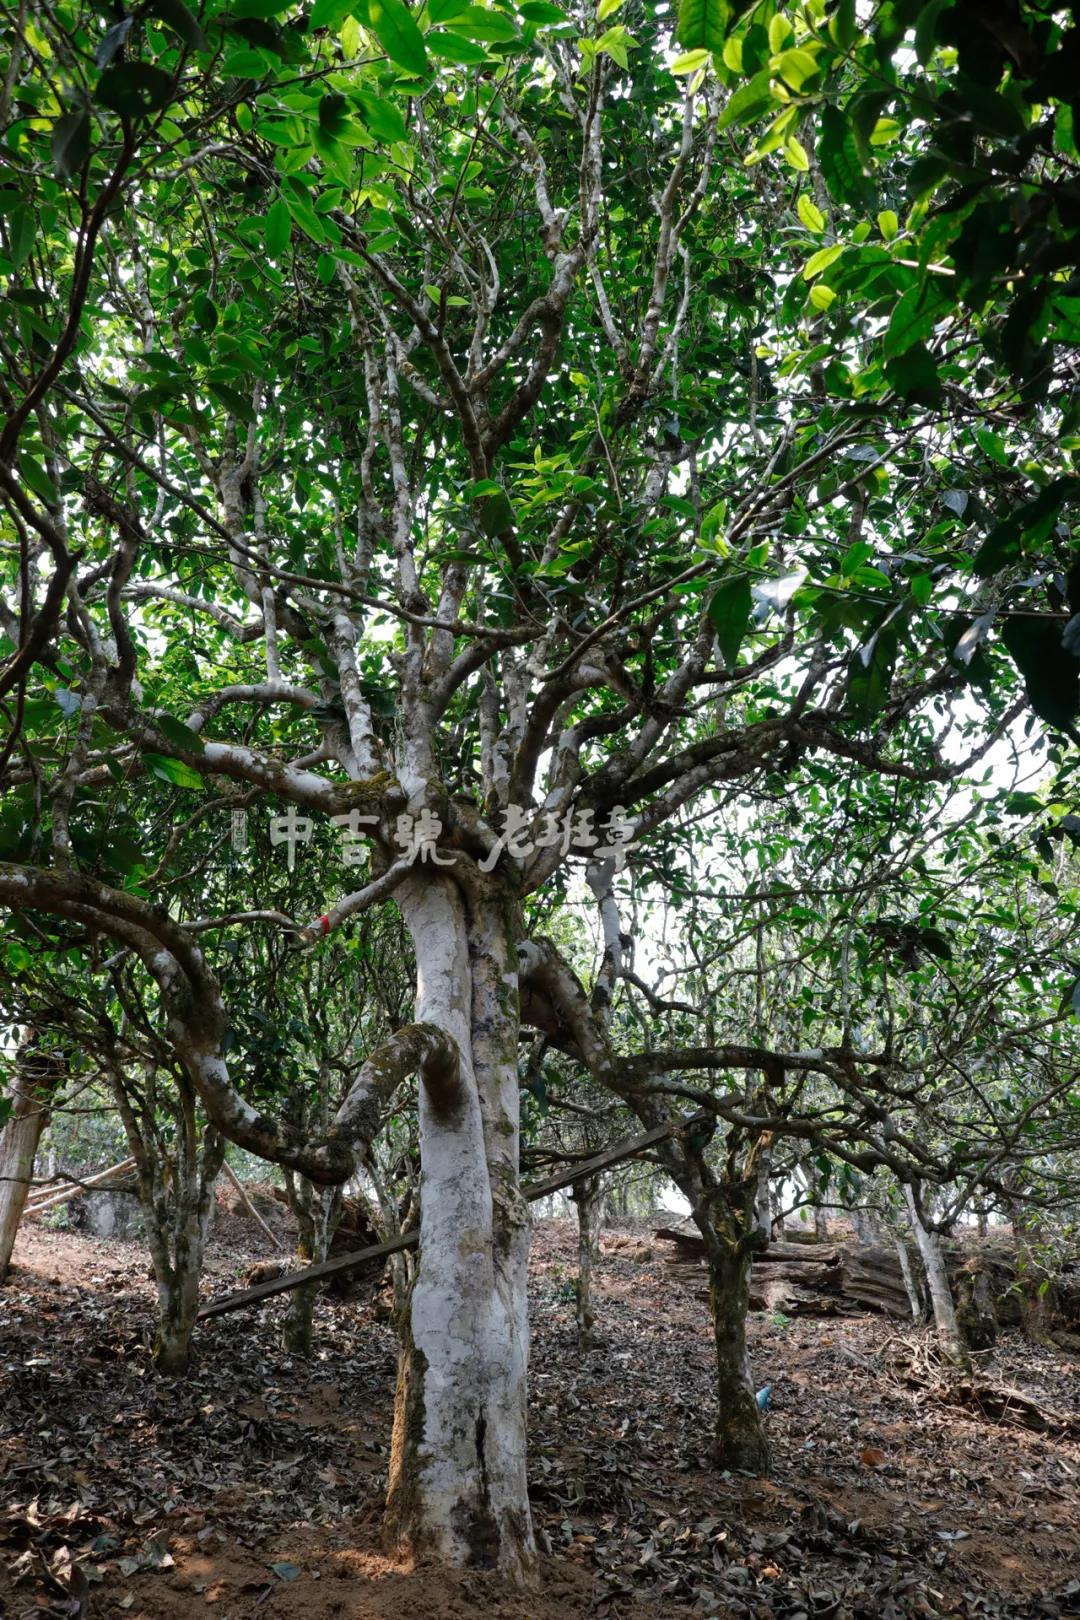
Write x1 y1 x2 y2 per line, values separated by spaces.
1 1202 1077 1620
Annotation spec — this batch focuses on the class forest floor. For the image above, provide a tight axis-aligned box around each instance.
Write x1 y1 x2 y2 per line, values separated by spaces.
1 1200 1078 1620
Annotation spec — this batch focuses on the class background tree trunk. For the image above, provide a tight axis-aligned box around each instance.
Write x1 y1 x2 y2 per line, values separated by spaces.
653 1123 769 1475
0 1036 61 1283
904 1186 968 1365
107 1059 224 1376
894 1233 925 1320
571 1175 604 1350
282 1176 342 1356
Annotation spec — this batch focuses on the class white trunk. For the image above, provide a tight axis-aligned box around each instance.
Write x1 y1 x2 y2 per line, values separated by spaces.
0 1080 50 1283
893 1233 925 1321
385 878 534 1578
904 1186 966 1363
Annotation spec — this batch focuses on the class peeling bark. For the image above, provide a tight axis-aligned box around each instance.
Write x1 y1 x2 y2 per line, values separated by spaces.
384 877 535 1580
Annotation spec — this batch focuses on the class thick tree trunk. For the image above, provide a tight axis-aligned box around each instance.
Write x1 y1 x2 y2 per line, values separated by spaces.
0 1044 58 1283
151 1174 218 1376
571 1175 604 1350
904 1186 967 1365
154 1250 201 1376
384 879 534 1579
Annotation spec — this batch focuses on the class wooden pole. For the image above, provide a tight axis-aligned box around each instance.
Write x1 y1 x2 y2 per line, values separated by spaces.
221 1159 286 1252
24 1157 137 1215
199 1116 694 1321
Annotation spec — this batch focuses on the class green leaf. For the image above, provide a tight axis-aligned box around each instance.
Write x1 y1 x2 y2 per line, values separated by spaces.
362 0 430 75
193 292 218 331
156 714 207 755
319 90 349 134
519 0 566 20
877 208 898 240
352 90 406 142
206 380 256 422
282 182 329 244
848 623 898 719
51 110 91 180
803 243 844 280
797 194 825 233
266 198 292 258
310 0 358 25
1000 617 1080 734
973 479 1080 578
223 47 272 75
708 573 752 670
717 69 774 131
233 0 296 15
883 340 941 403
448 4 519 39
671 48 710 73
882 282 951 360
142 752 205 790
774 47 819 91
146 0 210 51
427 30 488 59
19 453 58 506
96 63 176 118
818 102 872 209
598 0 624 17
478 490 515 535
829 0 856 49
8 203 35 270
675 0 731 52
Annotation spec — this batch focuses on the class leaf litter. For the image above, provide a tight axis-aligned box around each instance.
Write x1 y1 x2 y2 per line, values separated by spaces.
1 1215 1077 1619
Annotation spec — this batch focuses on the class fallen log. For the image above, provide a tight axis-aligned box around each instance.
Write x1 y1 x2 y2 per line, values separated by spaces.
920 1377 1080 1438
839 1245 914 1319
652 1228 840 1268
24 1158 137 1216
